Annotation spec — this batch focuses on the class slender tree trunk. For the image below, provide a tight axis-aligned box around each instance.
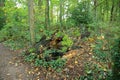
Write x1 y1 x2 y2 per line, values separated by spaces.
45 0 50 28
38 0 42 14
60 0 63 27
106 0 109 21
94 0 97 20
62 1 65 22
0 0 5 7
118 0 120 21
28 0 35 46
38 0 42 8
57 9 59 23
110 1 114 21
117 0 120 21
0 0 5 30
50 0 53 24
66 0 69 19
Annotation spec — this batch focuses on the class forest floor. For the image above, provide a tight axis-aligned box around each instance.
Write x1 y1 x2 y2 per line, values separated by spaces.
0 43 34 80
0 41 94 80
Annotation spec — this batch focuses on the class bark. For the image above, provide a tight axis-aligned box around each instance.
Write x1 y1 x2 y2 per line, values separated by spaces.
94 0 97 20
38 0 42 8
0 0 5 7
28 0 35 46
38 0 42 13
60 0 63 27
0 0 5 30
50 0 53 23
110 1 114 21
45 0 50 28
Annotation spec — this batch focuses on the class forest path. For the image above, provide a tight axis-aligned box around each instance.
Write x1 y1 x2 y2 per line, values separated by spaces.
0 43 33 80
0 41 93 80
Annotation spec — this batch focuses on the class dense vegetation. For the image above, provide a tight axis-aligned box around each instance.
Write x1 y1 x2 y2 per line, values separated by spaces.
0 0 120 79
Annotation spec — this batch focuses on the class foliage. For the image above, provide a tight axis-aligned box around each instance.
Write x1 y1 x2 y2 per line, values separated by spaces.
0 0 120 79
111 38 120 80
70 1 93 26
78 62 112 80
22 31 73 70
0 22 30 49
0 8 6 30
35 58 66 70
25 53 37 62
93 39 110 62
23 50 66 71
61 34 73 52
54 31 74 52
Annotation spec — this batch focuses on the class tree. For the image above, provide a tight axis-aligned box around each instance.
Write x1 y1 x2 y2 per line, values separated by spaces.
28 0 35 46
93 0 97 20
38 0 43 14
70 1 92 25
0 0 5 30
0 0 5 6
50 0 53 23
59 0 63 27
45 0 50 28
110 0 115 21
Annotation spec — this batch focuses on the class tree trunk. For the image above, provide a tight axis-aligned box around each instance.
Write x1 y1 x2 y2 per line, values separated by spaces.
38 0 42 8
110 1 114 21
94 0 97 20
0 0 5 30
0 0 5 7
38 0 42 14
45 0 50 28
28 0 35 46
50 0 53 24
59 0 63 27
117 0 120 21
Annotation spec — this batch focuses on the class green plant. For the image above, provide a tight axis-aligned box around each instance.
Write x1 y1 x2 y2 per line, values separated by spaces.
0 8 6 30
24 48 66 71
78 62 112 80
61 34 73 52
28 47 36 53
34 57 66 71
93 39 110 62
55 31 73 52
25 53 37 62
111 38 120 80
70 1 93 26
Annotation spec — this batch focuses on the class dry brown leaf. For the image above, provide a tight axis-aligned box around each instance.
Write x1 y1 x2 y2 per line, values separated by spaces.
75 61 78 64
6 73 10 76
62 50 78 59
68 65 74 68
37 72 40 75
34 68 39 72
18 74 22 78
9 61 14 64
89 52 92 54
28 71 31 74
15 63 18 67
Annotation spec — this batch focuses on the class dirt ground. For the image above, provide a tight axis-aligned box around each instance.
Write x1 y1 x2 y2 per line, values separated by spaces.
0 41 93 80
0 43 35 80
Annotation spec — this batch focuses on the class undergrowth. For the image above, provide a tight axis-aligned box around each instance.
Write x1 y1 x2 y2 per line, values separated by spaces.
111 38 120 80
21 32 74 71
22 51 66 72
78 62 112 80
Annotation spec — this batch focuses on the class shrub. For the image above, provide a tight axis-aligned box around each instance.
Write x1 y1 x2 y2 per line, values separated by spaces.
111 38 120 80
78 62 112 80
70 1 93 26
0 8 6 30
